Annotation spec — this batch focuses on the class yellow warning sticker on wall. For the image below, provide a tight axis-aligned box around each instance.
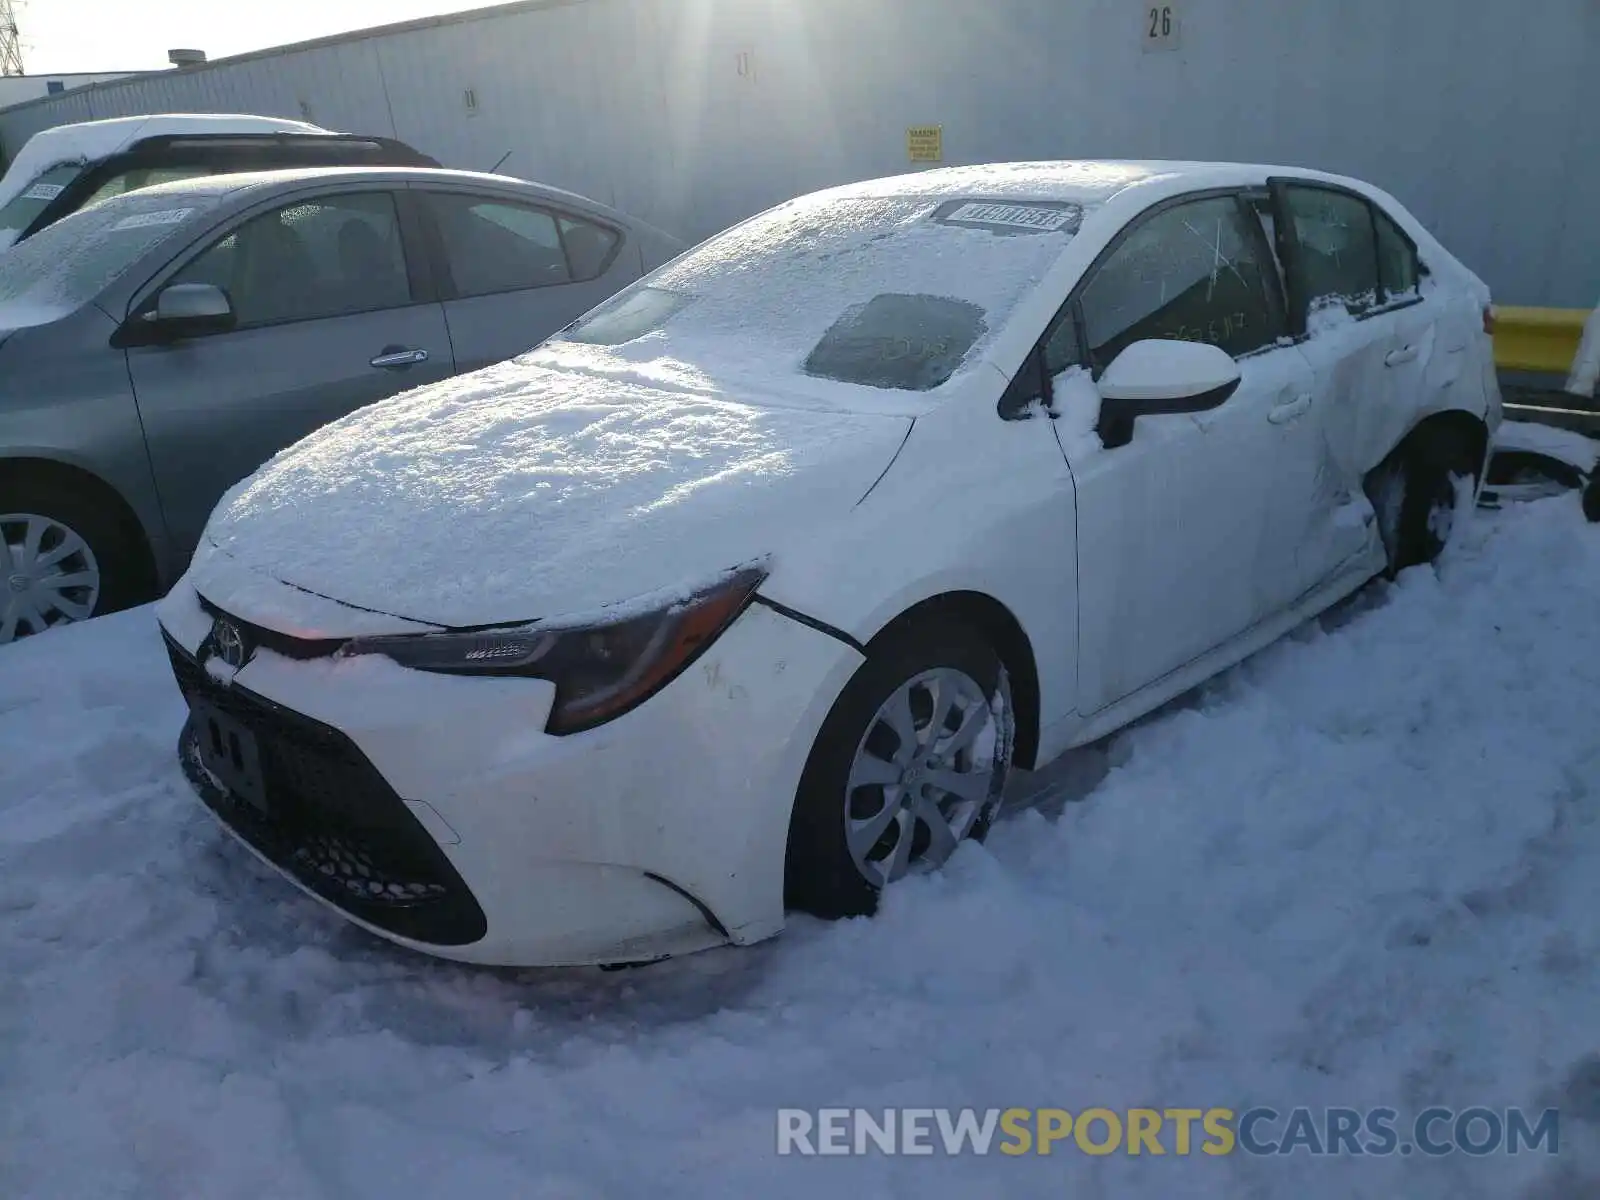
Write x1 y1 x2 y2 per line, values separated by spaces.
907 126 943 163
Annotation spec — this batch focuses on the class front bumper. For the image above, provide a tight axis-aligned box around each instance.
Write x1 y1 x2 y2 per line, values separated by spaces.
158 578 863 967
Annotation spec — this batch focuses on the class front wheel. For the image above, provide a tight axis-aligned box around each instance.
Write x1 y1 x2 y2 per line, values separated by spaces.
784 618 1014 919
0 479 143 645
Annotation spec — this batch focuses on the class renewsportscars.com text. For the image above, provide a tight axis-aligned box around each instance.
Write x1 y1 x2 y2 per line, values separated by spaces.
776 1106 1560 1157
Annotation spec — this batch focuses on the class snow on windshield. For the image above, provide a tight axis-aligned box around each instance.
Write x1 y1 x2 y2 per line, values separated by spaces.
554 192 1084 394
0 189 216 328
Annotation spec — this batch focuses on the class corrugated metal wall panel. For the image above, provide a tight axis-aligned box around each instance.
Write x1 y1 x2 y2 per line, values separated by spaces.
0 0 1594 305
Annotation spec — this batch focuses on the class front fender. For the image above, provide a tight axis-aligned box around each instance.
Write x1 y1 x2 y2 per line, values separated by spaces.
761 391 1080 734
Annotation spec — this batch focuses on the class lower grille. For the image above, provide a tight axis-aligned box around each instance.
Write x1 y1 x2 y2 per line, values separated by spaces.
167 634 487 946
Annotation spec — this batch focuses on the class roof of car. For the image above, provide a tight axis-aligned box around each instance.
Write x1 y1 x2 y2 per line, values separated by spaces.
806 159 1326 208
122 164 624 213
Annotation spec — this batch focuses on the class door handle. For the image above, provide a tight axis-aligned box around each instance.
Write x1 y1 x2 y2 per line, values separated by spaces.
1384 345 1419 367
370 347 429 370
1268 393 1312 424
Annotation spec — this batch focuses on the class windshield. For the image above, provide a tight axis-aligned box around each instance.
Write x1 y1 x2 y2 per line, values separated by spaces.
0 188 218 327
555 193 1084 394
0 163 83 247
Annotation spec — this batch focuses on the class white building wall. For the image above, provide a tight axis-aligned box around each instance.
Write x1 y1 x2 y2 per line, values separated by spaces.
0 72 144 109
0 0 1594 306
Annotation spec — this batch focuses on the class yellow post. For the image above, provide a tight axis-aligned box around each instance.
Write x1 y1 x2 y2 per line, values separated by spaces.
1492 307 1589 374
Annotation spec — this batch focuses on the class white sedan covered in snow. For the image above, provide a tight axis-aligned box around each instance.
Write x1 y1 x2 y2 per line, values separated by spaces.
156 160 1502 967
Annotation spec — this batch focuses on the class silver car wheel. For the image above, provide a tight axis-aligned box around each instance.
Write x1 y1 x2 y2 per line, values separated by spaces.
0 512 101 644
844 666 1004 889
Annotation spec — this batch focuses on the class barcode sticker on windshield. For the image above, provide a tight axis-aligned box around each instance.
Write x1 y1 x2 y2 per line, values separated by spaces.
22 183 64 201
943 202 1078 232
111 208 195 231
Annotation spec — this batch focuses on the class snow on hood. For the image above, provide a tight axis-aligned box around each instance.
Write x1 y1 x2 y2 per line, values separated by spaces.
201 359 913 628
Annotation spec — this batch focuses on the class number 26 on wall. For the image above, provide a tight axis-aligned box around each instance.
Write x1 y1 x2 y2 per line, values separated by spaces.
1145 4 1179 50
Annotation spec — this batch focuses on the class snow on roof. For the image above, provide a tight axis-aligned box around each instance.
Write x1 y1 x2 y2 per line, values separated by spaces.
810 160 1280 208
0 114 329 213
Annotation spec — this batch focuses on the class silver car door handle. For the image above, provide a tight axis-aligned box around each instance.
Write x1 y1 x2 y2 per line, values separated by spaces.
370 347 429 369
1384 345 1419 367
1268 393 1312 424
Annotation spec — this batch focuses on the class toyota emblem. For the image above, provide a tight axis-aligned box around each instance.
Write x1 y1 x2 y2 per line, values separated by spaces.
212 618 250 670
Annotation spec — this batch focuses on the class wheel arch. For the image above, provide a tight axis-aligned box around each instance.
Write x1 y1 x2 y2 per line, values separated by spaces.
1389 408 1493 477
860 590 1043 770
0 455 160 599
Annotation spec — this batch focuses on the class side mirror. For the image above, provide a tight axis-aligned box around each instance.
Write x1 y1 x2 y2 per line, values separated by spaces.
124 283 236 345
1096 339 1242 448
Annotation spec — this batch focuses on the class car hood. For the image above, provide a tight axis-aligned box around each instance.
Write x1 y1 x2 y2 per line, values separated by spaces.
201 358 912 629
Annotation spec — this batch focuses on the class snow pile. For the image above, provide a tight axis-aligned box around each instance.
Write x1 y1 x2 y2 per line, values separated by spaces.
4 498 1600 1198
202 358 913 626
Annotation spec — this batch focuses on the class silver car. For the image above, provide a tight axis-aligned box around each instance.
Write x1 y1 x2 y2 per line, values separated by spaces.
0 166 683 644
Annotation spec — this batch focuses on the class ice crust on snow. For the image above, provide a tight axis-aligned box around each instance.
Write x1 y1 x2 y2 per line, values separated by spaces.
5 496 1600 1197
203 357 913 626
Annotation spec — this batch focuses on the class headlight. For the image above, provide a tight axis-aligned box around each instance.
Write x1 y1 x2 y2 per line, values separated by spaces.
339 564 767 735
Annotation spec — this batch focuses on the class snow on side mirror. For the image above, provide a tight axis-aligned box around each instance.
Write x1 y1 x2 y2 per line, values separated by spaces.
1096 339 1242 449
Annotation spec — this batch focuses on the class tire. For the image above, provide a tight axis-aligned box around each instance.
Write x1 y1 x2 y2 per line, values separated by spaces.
1371 428 1480 575
784 617 1015 920
0 477 146 645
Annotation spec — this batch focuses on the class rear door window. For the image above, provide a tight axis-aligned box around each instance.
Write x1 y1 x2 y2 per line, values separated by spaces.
1280 185 1381 322
559 215 620 280
425 194 620 298
1374 209 1420 304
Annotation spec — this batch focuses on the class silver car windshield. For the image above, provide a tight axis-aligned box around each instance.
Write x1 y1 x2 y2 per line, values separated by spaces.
555 193 1084 393
0 188 218 327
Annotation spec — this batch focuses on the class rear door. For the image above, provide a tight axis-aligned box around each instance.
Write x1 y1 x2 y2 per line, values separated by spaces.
414 186 639 371
1267 180 1432 589
1371 202 1472 431
124 185 456 557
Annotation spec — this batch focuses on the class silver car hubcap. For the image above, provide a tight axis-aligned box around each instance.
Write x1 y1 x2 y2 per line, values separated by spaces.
845 667 1005 889
0 513 101 644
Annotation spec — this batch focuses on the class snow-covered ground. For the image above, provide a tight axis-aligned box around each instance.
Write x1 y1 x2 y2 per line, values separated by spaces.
4 497 1600 1199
